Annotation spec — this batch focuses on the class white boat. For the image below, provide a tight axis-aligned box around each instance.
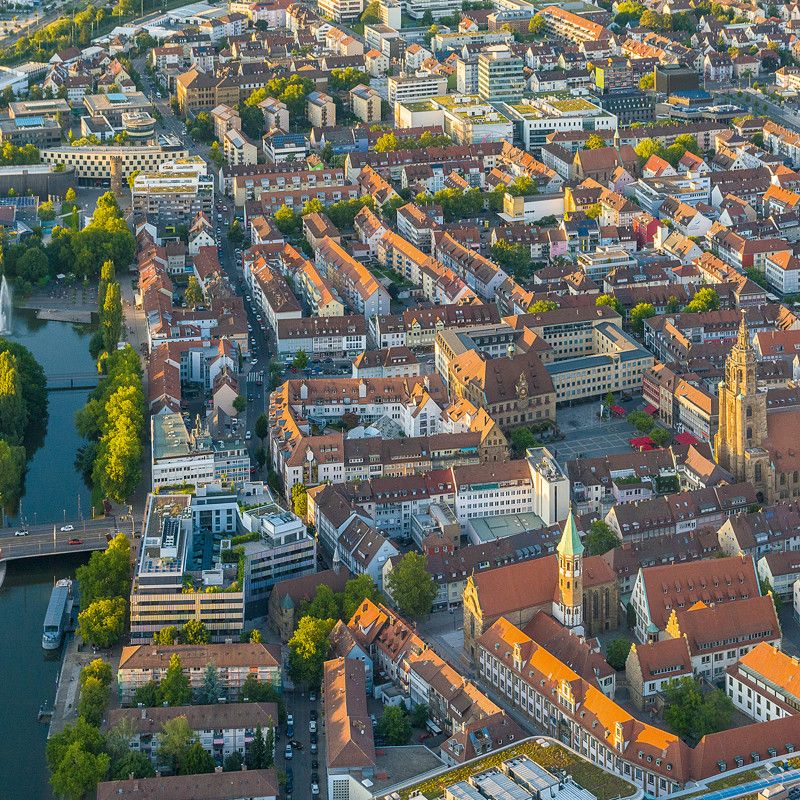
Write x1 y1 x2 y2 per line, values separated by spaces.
42 579 73 650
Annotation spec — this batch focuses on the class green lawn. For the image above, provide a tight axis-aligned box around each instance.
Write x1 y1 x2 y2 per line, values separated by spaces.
393 738 636 800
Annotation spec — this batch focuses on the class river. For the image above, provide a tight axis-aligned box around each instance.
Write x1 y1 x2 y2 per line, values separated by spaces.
0 307 96 799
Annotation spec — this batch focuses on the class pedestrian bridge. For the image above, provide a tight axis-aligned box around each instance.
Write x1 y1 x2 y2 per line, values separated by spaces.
45 372 102 391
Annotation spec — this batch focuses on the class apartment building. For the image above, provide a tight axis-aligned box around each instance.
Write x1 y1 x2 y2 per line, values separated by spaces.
350 84 381 124
117 642 281 705
292 258 345 317
318 0 364 22
131 157 214 223
231 166 347 207
388 73 448 105
223 128 258 166
316 236 391 319
107 703 277 762
538 5 610 45
307 91 336 128
97 770 278 800
176 66 240 114
727 642 800 723
275 315 366 359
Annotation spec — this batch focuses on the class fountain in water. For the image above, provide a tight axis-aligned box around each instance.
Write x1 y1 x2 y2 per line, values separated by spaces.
0 275 11 335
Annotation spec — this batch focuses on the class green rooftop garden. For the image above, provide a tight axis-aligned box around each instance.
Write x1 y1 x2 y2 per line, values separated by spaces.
391 738 636 800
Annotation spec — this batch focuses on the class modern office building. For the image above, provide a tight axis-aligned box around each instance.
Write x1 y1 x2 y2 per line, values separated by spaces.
132 156 214 222
318 0 364 22
477 45 525 102
129 491 245 643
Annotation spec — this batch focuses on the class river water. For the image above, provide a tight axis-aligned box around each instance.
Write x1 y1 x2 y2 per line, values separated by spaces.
0 308 96 799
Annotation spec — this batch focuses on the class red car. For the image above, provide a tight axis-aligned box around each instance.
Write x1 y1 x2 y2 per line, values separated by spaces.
68 538 83 545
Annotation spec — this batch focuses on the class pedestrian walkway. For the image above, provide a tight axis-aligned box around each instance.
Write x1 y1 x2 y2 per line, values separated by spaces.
246 371 264 383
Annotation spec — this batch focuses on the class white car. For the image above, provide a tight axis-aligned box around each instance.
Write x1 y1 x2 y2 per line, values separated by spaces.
14 530 29 536
60 525 74 532
251 358 258 365
309 719 317 734
246 431 252 440
311 782 320 796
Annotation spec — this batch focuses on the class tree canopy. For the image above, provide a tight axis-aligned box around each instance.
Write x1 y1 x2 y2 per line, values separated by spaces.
288 616 335 688
386 552 437 618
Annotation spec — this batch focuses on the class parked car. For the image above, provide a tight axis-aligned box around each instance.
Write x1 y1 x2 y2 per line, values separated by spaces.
286 714 294 736
310 741 317 755
285 766 293 791
310 709 317 721
311 759 319 772
68 538 83 545
309 691 317 703
14 530 29 536
311 781 320 796
60 524 74 532
290 740 303 750
284 744 293 760
309 720 317 734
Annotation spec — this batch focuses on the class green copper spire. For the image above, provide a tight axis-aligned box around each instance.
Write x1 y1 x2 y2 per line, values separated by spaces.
557 508 584 557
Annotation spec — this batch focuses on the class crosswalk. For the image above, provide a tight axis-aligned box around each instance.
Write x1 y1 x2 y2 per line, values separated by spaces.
246 371 264 383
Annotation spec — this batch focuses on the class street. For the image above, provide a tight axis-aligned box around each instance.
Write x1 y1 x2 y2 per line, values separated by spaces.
279 688 326 800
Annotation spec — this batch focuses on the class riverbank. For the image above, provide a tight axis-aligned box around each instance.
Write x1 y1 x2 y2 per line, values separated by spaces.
36 309 95 324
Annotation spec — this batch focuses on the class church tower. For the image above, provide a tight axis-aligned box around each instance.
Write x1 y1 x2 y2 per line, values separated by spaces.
714 316 770 498
554 509 584 634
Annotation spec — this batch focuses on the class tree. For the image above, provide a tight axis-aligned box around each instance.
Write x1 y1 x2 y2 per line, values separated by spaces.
629 302 656 334
527 300 559 313
199 663 223 704
376 706 411 745
228 218 244 244
134 681 161 707
77 675 108 726
287 616 335 688
38 199 55 221
386 552 437 618
666 295 682 312
509 426 539 455
65 187 76 204
153 625 179 645
158 716 194 772
634 137 664 164
664 677 734 741
274 204 299 235
291 482 308 518
528 13 545 34
685 287 720 313
760 577 783 612
184 276 204 308
75 534 131 607
241 674 280 703
50 740 110 800
182 619 210 645
179 741 215 775
80 658 113 688
0 350 26 444
507 175 536 197
596 293 622 314
78 597 126 648
639 72 655 90
584 520 619 556
585 202 602 220
250 628 262 643
252 414 270 447
111 751 155 781
208 141 224 167
160 654 192 706
233 395 247 414
292 349 309 370
248 725 268 769
584 134 605 150
224 751 244 771
606 638 632 670
341 574 382 621
329 67 370 92
360 0 381 22
650 426 670 447
0 438 24 515
101 281 122 352
303 583 341 621
410 703 430 729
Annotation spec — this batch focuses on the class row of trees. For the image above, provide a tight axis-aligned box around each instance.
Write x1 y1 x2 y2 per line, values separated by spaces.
75 533 131 648
634 134 702 168
374 130 453 152
75 344 144 505
0 338 47 518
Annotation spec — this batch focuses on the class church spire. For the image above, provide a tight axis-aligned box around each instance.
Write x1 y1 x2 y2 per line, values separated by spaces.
557 507 584 557
737 314 750 351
